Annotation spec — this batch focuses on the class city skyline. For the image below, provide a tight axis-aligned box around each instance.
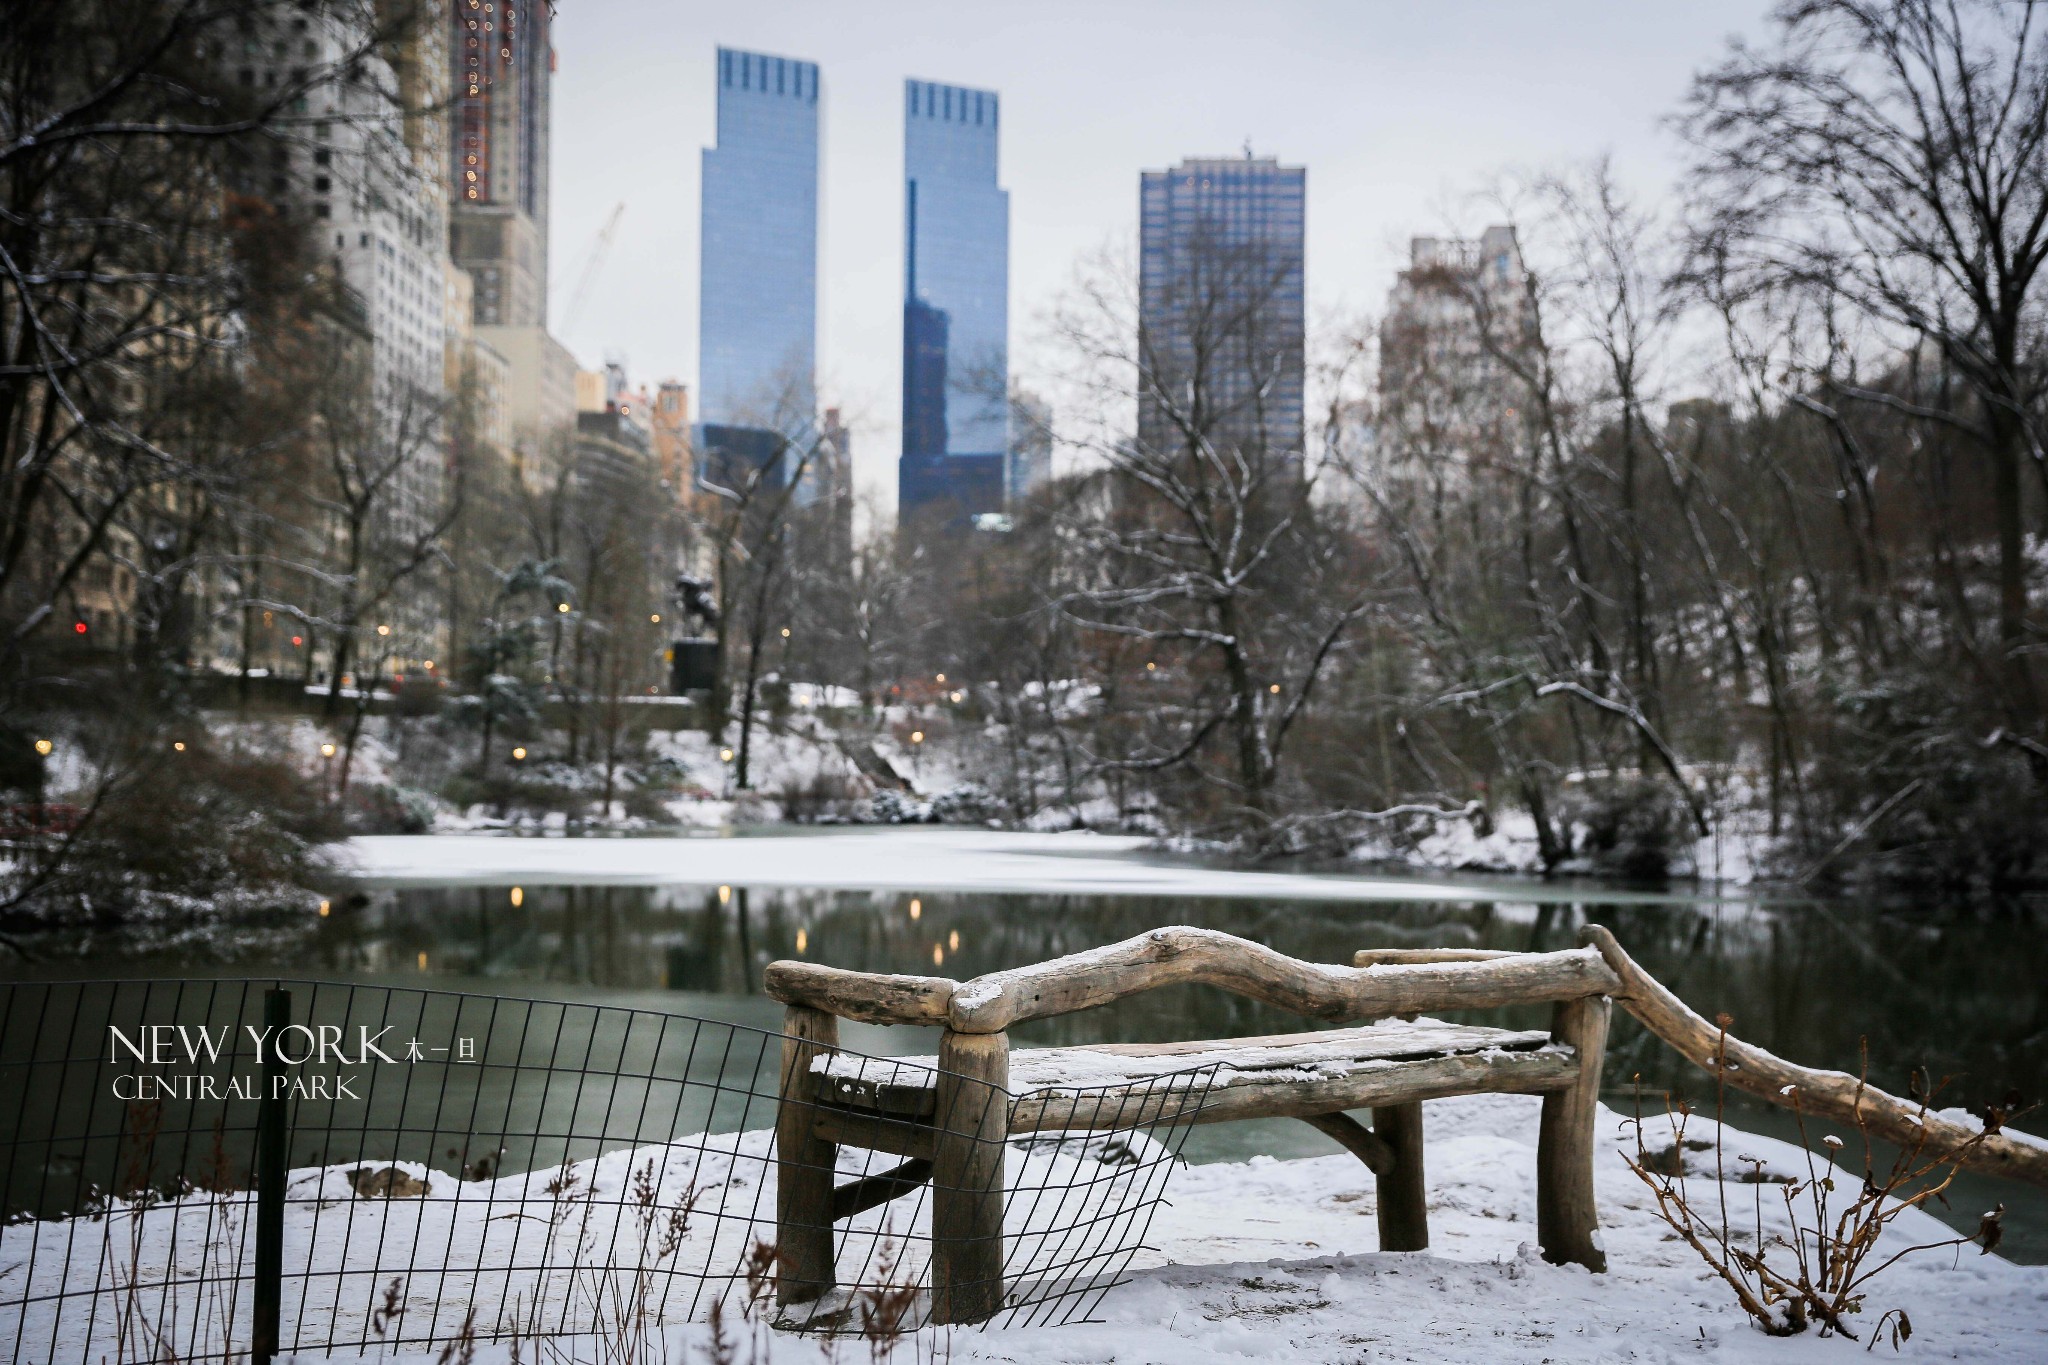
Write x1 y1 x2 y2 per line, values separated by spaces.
548 2 1780 512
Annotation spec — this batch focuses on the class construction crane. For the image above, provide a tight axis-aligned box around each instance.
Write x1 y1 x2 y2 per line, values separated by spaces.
559 201 625 337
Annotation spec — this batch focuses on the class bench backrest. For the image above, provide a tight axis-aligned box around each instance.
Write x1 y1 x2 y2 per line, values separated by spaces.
765 926 1620 1035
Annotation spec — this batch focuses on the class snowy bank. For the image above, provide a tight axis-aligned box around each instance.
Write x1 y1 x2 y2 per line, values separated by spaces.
29 1094 2037 1362
337 828 1689 903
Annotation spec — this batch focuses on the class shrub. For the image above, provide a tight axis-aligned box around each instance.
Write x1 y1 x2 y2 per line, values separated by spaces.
57 740 344 912
931 782 999 825
1558 775 1689 880
1808 674 2048 889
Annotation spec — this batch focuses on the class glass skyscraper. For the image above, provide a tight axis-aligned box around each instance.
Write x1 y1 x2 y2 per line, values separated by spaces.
700 48 819 435
1138 155 1306 456
899 79 1009 519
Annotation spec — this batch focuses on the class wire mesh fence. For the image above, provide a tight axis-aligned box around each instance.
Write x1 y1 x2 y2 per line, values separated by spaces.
0 978 1213 1362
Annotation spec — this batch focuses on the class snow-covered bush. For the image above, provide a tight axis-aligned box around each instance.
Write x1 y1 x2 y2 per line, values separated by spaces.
930 782 1000 825
865 789 934 824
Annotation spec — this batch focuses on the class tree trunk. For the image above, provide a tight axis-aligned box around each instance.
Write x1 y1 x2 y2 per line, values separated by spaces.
736 624 764 790
1987 404 2037 721
1216 598 1270 819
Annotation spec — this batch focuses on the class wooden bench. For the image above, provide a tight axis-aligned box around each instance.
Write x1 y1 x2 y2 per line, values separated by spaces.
765 927 1621 1323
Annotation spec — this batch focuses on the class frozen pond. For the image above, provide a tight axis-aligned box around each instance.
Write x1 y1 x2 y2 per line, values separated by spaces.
5 827 2043 1258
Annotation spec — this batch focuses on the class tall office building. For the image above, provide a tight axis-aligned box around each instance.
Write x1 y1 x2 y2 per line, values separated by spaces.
1378 226 1532 477
898 79 1009 521
448 0 552 327
1138 154 1306 456
699 47 820 451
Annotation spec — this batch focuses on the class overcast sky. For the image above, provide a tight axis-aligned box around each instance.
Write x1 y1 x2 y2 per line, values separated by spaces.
546 1 1781 511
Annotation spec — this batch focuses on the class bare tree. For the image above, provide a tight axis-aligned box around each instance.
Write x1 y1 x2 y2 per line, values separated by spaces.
1683 0 2048 721
1045 236 1376 836
690 381 835 790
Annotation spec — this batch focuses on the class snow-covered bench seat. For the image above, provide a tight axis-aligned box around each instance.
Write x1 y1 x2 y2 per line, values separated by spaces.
764 927 1621 1323
808 1017 1575 1139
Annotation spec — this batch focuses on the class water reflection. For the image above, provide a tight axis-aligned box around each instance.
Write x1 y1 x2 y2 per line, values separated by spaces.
288 885 2045 1118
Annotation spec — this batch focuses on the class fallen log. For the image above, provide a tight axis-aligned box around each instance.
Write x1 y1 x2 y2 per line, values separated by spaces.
1581 923 2048 1193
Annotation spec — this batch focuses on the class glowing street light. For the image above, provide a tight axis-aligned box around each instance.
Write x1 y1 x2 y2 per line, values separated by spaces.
650 613 661 623
935 673 946 684
932 944 945 967
320 742 336 758
376 624 391 637
909 898 922 921
557 602 571 614
510 886 524 907
318 899 331 917
173 742 187 752
910 731 924 744
795 928 808 954
720 748 734 763
511 746 528 761
718 885 732 905
33 739 52 756
780 627 791 638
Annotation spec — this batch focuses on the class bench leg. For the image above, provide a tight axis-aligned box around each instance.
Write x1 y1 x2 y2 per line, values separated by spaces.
931 1029 1008 1325
1538 994 1611 1272
776 1005 839 1305
1372 1102 1428 1251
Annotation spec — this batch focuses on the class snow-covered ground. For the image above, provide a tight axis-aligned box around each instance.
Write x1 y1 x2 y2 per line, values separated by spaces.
336 828 1692 904
100 1093 2032 1362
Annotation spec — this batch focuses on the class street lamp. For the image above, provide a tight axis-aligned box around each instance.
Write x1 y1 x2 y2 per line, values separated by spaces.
320 742 336 758
511 746 527 761
33 739 52 757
